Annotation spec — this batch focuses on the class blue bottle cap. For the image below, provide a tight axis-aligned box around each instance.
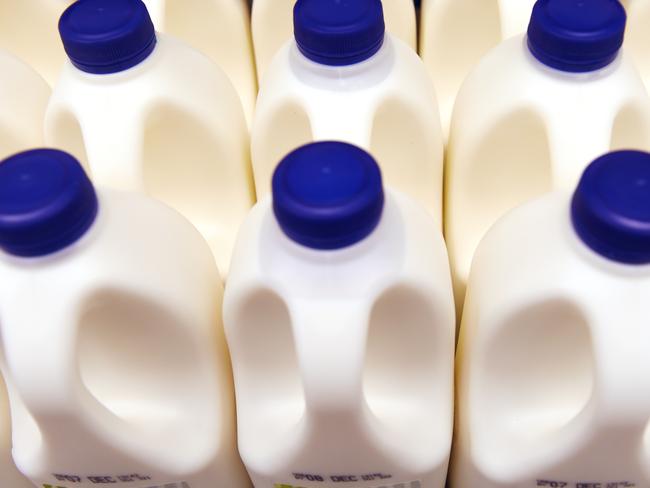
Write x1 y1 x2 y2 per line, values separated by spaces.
59 0 156 74
0 149 98 257
572 151 650 265
272 142 385 250
527 0 626 73
293 0 385 66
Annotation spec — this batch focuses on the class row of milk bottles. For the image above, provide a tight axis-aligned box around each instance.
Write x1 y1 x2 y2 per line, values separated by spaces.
3 144 650 488
0 0 649 486
4 0 650 131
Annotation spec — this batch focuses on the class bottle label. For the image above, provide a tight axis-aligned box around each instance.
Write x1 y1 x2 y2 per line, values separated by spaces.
274 477 421 488
42 476 191 488
536 480 637 488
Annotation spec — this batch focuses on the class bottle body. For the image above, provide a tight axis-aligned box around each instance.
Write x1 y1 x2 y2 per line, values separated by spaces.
0 189 250 488
445 35 650 314
452 192 650 488
0 376 33 488
0 49 50 159
0 0 74 86
45 34 254 275
252 0 416 83
252 36 444 221
419 0 536 138
224 191 455 488
141 0 257 125
623 0 650 92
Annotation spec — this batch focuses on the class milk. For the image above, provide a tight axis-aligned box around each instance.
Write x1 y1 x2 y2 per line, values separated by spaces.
45 0 254 275
252 0 416 83
0 49 50 159
452 150 650 488
0 148 250 488
445 0 650 313
623 0 650 92
252 0 443 220
224 142 455 488
0 377 33 488
141 0 257 125
419 0 535 137
0 0 74 86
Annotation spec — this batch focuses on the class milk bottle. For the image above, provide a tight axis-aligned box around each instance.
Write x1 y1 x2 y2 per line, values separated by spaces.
452 150 650 488
140 0 257 124
445 0 650 312
224 141 455 488
252 0 443 219
419 0 535 137
0 377 33 488
0 148 251 488
622 0 650 91
252 0 416 83
45 0 253 275
0 0 74 86
0 48 50 159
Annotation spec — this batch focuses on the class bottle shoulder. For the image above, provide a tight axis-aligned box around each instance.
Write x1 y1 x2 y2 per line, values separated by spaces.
0 189 218 304
51 34 238 105
227 190 449 302
466 192 650 320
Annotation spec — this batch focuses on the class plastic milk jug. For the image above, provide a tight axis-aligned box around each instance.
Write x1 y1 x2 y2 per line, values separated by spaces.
452 150 650 488
419 0 535 137
252 0 416 83
0 49 50 159
0 377 33 488
140 0 257 125
224 142 455 488
252 0 443 220
0 149 251 488
622 0 650 92
45 0 254 275
0 0 74 86
445 0 650 313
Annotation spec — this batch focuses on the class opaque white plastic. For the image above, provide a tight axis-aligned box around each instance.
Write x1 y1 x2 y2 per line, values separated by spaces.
0 49 50 159
623 0 650 92
224 191 455 488
141 0 257 125
445 35 650 313
0 189 251 488
0 378 33 488
0 0 74 86
419 0 535 137
252 0 417 83
452 191 650 488
252 37 444 220
45 34 254 275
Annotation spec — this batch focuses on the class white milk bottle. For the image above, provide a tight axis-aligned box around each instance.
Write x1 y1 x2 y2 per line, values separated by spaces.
140 0 257 125
224 142 455 488
252 0 443 220
452 150 650 488
622 0 650 91
419 0 535 137
0 148 251 488
445 0 650 313
0 0 74 86
45 0 253 275
0 48 50 159
0 378 33 487
252 0 416 83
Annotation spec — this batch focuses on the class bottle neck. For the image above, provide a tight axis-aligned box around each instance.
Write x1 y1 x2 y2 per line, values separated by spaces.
289 34 394 91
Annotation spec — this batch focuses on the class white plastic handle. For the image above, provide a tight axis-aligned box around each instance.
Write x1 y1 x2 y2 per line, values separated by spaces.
291 302 370 418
